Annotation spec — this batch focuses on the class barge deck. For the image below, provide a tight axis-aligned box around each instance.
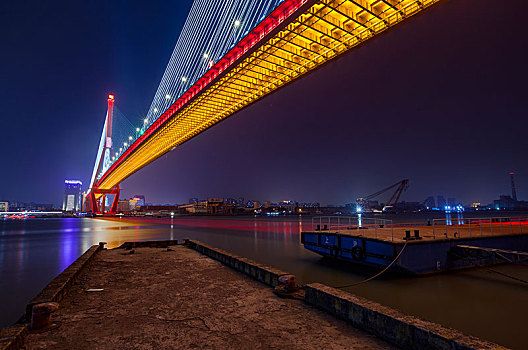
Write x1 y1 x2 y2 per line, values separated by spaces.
301 216 528 274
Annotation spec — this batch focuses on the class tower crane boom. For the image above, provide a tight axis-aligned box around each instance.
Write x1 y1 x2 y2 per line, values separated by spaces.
356 179 409 212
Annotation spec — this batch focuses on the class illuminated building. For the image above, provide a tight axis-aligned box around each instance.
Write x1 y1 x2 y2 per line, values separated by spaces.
424 196 436 210
133 195 146 207
178 198 234 215
129 195 146 210
494 195 517 210
63 180 83 212
0 202 8 212
117 200 131 213
437 196 446 210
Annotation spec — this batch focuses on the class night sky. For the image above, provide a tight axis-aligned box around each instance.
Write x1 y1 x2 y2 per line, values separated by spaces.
1 0 527 206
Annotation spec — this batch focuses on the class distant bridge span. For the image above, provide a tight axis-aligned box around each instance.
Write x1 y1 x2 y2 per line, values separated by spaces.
87 0 443 213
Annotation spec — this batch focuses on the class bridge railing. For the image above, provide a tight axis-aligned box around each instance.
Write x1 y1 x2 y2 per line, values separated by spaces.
312 216 395 241
432 216 528 239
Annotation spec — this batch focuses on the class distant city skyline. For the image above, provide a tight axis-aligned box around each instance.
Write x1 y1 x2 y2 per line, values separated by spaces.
0 170 524 209
1 0 527 206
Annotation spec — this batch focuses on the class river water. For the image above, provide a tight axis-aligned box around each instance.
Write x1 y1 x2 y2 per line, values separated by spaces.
1 215 527 349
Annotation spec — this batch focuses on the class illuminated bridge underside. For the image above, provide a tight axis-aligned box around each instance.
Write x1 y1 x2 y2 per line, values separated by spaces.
98 0 441 190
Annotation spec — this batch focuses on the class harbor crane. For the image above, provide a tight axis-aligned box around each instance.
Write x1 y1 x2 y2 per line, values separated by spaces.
356 179 409 212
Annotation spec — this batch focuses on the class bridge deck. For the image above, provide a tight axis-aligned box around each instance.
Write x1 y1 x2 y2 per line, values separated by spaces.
96 0 443 190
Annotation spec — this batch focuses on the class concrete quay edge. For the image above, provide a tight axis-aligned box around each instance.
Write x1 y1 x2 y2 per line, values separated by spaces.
304 283 507 350
0 244 103 350
116 239 179 249
25 245 103 322
185 239 290 287
0 324 28 350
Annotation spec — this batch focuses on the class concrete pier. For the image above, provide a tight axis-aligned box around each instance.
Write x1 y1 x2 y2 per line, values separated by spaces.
21 244 393 349
1 240 505 349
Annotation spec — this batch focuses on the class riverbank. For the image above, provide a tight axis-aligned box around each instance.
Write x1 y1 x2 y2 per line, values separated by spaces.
18 243 394 349
3 240 504 349
2 217 526 348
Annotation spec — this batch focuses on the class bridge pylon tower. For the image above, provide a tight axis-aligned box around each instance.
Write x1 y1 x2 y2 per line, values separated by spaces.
85 94 121 215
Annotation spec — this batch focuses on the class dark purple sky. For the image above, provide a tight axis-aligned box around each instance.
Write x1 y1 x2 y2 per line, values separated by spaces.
1 0 527 206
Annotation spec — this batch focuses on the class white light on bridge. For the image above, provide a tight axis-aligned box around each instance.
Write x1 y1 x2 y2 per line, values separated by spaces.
234 20 241 27
136 128 140 132
165 94 171 99
153 108 158 113
124 142 128 147
144 118 148 123
129 136 133 141
181 77 187 82
203 53 209 59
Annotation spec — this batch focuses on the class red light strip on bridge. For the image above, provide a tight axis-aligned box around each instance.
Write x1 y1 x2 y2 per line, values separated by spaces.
96 0 310 188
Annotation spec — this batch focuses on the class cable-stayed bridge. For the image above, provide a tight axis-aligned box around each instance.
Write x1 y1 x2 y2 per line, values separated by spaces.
86 0 443 214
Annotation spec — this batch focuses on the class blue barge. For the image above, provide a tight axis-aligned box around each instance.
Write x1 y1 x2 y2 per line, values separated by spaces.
301 216 528 274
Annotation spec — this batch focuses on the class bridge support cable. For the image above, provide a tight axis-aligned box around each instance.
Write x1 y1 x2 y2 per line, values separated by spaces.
89 115 107 191
141 0 285 130
95 0 444 191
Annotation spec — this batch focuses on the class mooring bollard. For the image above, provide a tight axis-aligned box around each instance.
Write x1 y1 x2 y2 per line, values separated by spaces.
99 241 107 250
31 302 59 330
278 274 297 292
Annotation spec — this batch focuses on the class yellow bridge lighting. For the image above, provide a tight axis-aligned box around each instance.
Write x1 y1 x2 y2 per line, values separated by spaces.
97 0 443 191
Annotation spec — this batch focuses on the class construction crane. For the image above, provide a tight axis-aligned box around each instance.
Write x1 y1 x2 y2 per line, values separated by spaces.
356 179 409 212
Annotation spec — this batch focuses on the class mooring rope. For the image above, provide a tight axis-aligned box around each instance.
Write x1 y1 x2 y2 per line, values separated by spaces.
451 252 528 285
334 241 409 289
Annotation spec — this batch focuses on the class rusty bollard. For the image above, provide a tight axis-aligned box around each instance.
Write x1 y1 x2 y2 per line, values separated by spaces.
31 302 59 330
278 275 297 292
99 241 107 250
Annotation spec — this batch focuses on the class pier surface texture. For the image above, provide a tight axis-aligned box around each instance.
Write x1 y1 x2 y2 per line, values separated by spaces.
22 245 393 349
